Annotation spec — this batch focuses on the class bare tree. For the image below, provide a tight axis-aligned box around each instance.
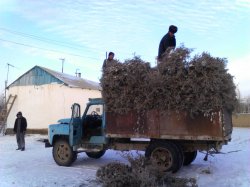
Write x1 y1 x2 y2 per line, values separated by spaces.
233 87 250 113
245 96 250 113
0 93 4 111
235 95 250 113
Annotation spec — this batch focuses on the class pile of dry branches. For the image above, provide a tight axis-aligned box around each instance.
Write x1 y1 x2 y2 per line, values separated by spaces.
96 162 134 186
96 153 197 187
100 46 237 117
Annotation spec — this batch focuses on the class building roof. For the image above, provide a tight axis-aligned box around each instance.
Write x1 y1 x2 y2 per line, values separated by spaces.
8 66 101 90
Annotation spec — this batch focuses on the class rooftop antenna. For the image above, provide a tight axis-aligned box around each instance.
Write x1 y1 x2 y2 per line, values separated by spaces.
5 63 16 103
75 68 80 77
59 58 65 73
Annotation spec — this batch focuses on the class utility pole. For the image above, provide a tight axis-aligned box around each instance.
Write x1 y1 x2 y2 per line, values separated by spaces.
59 58 65 73
5 63 15 103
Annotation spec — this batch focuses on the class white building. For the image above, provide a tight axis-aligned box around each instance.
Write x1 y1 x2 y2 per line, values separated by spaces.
6 66 101 132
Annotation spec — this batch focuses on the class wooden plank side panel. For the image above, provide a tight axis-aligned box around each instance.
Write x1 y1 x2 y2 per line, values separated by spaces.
145 110 160 138
106 110 160 138
159 111 223 138
106 110 225 140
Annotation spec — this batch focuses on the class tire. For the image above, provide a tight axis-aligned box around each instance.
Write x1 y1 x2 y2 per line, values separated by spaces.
52 139 74 166
172 142 184 172
145 141 181 173
86 150 106 159
183 151 197 166
72 151 78 163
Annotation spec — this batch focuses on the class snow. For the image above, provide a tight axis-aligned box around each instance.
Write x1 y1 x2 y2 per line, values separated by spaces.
40 66 101 90
175 127 250 187
0 128 249 187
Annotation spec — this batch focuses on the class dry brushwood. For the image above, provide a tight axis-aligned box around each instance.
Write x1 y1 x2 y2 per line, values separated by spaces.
96 162 137 187
182 52 237 115
122 152 159 186
100 46 237 117
96 153 198 187
101 56 151 113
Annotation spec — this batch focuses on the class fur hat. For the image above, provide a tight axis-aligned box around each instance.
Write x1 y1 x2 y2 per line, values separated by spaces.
169 25 178 34
108 52 114 56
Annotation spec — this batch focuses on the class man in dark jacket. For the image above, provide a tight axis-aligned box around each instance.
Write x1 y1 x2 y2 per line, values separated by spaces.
13 111 27 151
102 52 115 70
158 25 178 60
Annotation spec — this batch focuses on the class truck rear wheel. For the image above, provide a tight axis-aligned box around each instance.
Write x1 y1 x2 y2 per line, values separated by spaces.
173 143 184 172
145 141 181 173
183 151 197 166
86 150 106 159
53 139 74 166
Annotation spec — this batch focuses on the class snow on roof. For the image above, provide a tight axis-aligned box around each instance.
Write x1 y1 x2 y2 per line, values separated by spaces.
39 66 101 90
7 66 101 90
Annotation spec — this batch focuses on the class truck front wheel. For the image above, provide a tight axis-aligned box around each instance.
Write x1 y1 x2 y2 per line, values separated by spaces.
53 139 74 166
72 151 78 163
86 150 106 159
145 142 181 173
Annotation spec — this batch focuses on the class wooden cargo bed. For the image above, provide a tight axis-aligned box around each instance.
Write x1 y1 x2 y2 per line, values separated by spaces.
106 109 232 141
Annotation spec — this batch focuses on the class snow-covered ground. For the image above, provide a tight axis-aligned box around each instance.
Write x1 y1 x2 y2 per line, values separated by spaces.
0 127 249 187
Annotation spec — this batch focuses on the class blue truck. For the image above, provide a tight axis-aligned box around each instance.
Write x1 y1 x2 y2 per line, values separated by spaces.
46 98 232 172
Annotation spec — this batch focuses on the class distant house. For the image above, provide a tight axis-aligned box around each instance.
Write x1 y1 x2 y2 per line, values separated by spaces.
6 66 102 132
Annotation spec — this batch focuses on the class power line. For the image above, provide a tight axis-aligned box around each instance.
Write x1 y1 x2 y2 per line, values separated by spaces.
0 27 137 59
0 27 85 50
0 38 99 60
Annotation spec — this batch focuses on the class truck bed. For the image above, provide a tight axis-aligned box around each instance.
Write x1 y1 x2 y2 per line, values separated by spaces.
106 109 232 141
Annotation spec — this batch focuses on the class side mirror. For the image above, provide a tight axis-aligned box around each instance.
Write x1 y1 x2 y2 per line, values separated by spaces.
71 103 81 118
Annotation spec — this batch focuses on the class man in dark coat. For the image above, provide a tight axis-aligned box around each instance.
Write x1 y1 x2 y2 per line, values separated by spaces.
13 111 27 151
158 25 178 60
102 52 115 70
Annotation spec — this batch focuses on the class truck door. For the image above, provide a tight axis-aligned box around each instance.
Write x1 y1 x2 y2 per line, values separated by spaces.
83 104 104 138
69 103 82 146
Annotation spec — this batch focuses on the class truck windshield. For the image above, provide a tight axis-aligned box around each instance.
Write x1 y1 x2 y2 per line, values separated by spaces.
87 104 103 116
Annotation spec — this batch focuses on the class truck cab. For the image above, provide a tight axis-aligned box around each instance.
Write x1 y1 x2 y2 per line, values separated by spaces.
46 98 107 166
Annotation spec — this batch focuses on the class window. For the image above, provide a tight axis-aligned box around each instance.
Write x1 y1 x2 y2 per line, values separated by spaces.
87 104 103 115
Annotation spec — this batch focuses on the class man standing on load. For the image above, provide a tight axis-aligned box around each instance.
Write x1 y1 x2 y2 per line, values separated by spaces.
158 25 178 60
102 52 115 70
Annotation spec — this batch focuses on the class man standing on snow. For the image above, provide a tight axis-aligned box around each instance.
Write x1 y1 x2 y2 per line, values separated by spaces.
158 25 178 60
13 111 27 151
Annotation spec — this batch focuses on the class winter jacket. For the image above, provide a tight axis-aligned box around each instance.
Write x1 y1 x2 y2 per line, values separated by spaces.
102 59 116 69
158 33 176 59
13 117 27 133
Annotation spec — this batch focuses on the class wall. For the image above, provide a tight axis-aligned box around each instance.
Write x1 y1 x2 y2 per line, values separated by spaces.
7 84 101 129
232 113 250 127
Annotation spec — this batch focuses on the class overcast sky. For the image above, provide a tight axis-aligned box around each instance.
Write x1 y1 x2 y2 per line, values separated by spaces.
0 0 249 98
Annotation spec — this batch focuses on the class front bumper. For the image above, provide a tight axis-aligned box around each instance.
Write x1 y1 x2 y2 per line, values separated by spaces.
44 139 52 148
